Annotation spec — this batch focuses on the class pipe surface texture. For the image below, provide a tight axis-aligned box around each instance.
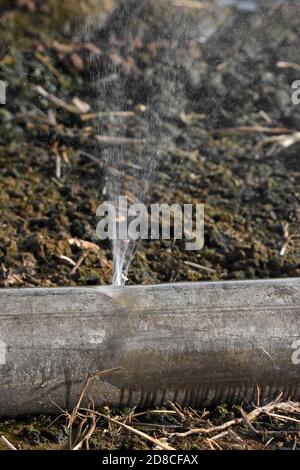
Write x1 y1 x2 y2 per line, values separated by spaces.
0 278 300 416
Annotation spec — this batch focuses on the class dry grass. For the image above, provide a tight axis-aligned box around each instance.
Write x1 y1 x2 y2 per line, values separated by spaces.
57 374 300 451
1 372 300 450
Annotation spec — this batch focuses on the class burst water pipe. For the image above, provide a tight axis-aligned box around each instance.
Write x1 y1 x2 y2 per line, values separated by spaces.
0 278 300 416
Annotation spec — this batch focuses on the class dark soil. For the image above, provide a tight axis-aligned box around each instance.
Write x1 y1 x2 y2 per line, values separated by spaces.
0 0 299 450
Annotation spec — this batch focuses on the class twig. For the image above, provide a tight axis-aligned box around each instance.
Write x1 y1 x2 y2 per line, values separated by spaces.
130 410 176 419
256 385 261 407
46 39 101 55
0 435 17 450
81 111 135 122
240 407 258 434
34 52 66 85
70 368 122 424
72 415 99 450
265 437 274 447
68 237 111 273
59 255 76 267
256 132 300 153
70 253 87 275
280 222 290 257
169 417 240 438
123 422 182 430
168 402 186 422
78 409 175 451
184 261 216 273
265 412 300 424
263 430 300 436
14 111 59 127
210 430 229 441
56 153 62 179
172 1 212 9
70 97 90 114
277 61 300 71
95 135 146 146
68 238 100 253
68 368 122 449
36 86 79 114
227 430 247 449
212 126 297 135
259 110 272 125
169 394 287 438
105 415 175 450
206 437 221 450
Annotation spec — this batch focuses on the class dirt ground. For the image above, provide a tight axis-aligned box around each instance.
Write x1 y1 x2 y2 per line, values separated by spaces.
0 0 300 450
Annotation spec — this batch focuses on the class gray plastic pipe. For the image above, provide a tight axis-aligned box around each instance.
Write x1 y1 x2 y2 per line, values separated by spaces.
0 278 300 416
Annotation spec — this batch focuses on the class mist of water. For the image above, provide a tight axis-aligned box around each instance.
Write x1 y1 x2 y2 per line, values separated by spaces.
86 0 276 285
